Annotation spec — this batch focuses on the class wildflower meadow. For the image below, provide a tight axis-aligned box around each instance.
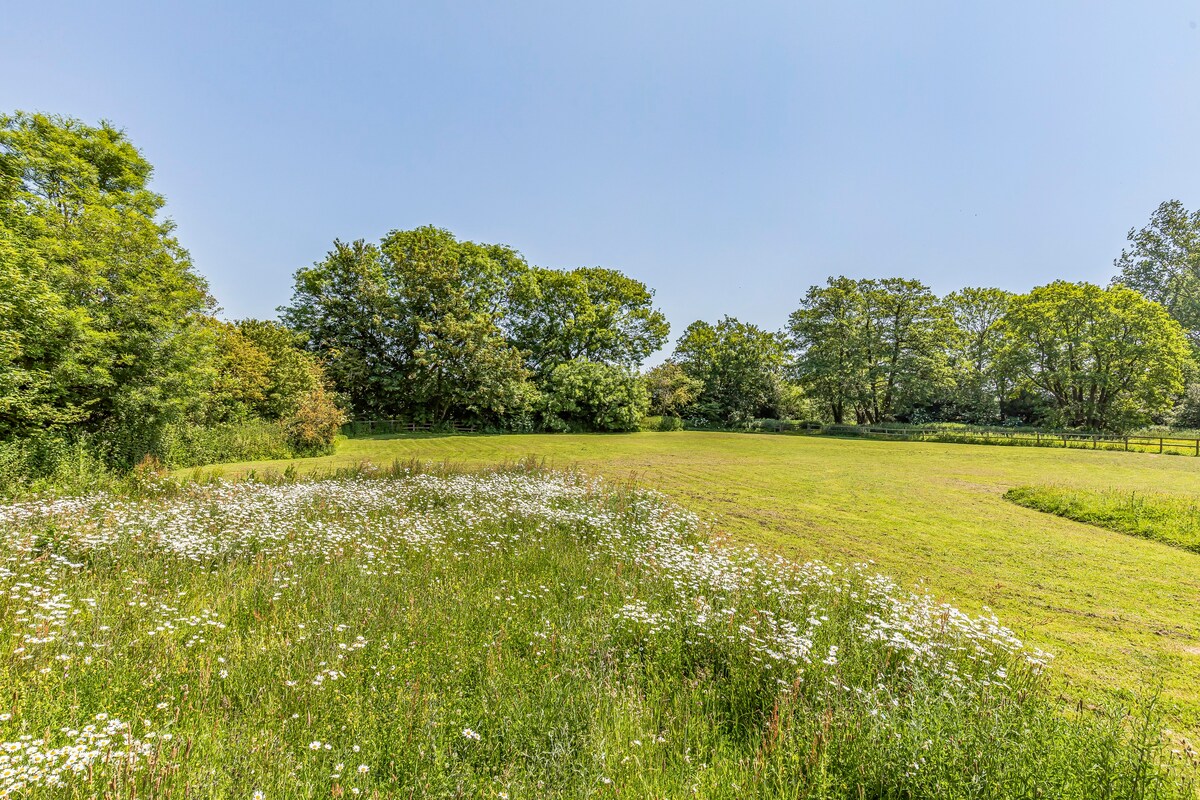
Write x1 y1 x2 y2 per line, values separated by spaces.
0 463 1192 798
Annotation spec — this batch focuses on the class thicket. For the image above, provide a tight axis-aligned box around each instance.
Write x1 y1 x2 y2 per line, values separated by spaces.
282 229 667 433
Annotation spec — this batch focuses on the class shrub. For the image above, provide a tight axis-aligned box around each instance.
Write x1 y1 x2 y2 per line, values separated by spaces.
639 415 684 432
0 432 112 497
283 383 346 455
157 420 295 468
541 359 649 432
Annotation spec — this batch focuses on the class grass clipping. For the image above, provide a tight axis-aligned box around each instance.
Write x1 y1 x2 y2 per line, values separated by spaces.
0 466 1194 799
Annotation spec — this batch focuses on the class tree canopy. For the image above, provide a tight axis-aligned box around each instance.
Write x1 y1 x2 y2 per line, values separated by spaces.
5 107 1200 484
0 112 214 453
1000 281 1189 431
1113 200 1200 342
507 266 670 374
672 317 789 425
0 112 342 476
787 278 951 424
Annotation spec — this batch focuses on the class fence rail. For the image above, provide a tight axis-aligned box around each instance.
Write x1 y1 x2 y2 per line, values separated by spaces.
341 419 477 437
751 422 1200 456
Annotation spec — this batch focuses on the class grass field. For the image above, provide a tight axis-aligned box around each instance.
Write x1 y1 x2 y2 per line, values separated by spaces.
206 431 1200 745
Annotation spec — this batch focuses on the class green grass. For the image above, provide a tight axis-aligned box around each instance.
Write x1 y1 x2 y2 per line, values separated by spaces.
1006 485 1200 554
1 463 1193 797
204 431 1200 748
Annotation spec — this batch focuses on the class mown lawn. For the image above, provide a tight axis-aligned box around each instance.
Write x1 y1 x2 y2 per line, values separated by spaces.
203 431 1200 740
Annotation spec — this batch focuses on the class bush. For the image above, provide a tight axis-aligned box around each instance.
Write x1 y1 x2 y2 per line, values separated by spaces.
0 432 113 497
541 359 649 432
283 383 346 455
157 420 296 468
639 415 684 432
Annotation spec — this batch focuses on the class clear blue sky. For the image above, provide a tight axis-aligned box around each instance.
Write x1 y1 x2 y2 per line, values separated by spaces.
5 1 1200 360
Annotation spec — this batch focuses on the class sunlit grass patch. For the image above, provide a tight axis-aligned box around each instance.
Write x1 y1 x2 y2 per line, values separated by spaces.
0 465 1194 797
1006 485 1200 554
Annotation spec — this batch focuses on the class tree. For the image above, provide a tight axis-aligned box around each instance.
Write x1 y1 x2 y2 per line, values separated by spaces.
0 221 93 436
788 277 951 424
237 319 323 419
282 239 402 418
672 317 789 424
943 287 1013 422
201 319 273 423
786 277 868 424
378 227 530 423
1000 281 1191 431
1112 200 1200 342
0 112 214 461
284 227 530 423
507 266 669 374
540 359 649 432
642 362 703 416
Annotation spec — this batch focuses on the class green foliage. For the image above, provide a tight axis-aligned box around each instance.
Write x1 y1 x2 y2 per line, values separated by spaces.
156 419 296 468
284 228 530 423
639 414 685 431
0 111 215 459
283 228 671 430
201 318 273 423
1006 484 1200 554
642 361 703 416
673 316 791 425
0 220 93 435
380 227 530 423
283 382 346 454
1113 199 1200 343
1169 381 1200 429
943 286 1013 422
1001 282 1191 432
507 266 670 373
541 359 649 431
282 239 397 417
236 319 322 418
0 431 113 497
788 277 953 425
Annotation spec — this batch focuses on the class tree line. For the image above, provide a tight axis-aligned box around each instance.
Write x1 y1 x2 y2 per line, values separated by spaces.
3 111 1200 490
285 231 1195 435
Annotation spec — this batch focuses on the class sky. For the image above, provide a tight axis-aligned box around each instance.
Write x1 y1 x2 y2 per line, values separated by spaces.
4 1 1200 361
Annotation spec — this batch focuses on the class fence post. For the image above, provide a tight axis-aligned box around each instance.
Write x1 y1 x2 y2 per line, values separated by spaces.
1160 438 1164 454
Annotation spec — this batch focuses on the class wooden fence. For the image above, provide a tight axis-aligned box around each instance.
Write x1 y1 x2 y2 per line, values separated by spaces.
753 422 1200 456
341 419 477 437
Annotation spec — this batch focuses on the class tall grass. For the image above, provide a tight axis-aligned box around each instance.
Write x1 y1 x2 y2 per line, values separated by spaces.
0 464 1193 798
1006 485 1200 554
0 420 333 498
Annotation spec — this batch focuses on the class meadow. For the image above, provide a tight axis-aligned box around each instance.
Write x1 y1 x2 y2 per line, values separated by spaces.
0 462 1193 797
211 431 1200 747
